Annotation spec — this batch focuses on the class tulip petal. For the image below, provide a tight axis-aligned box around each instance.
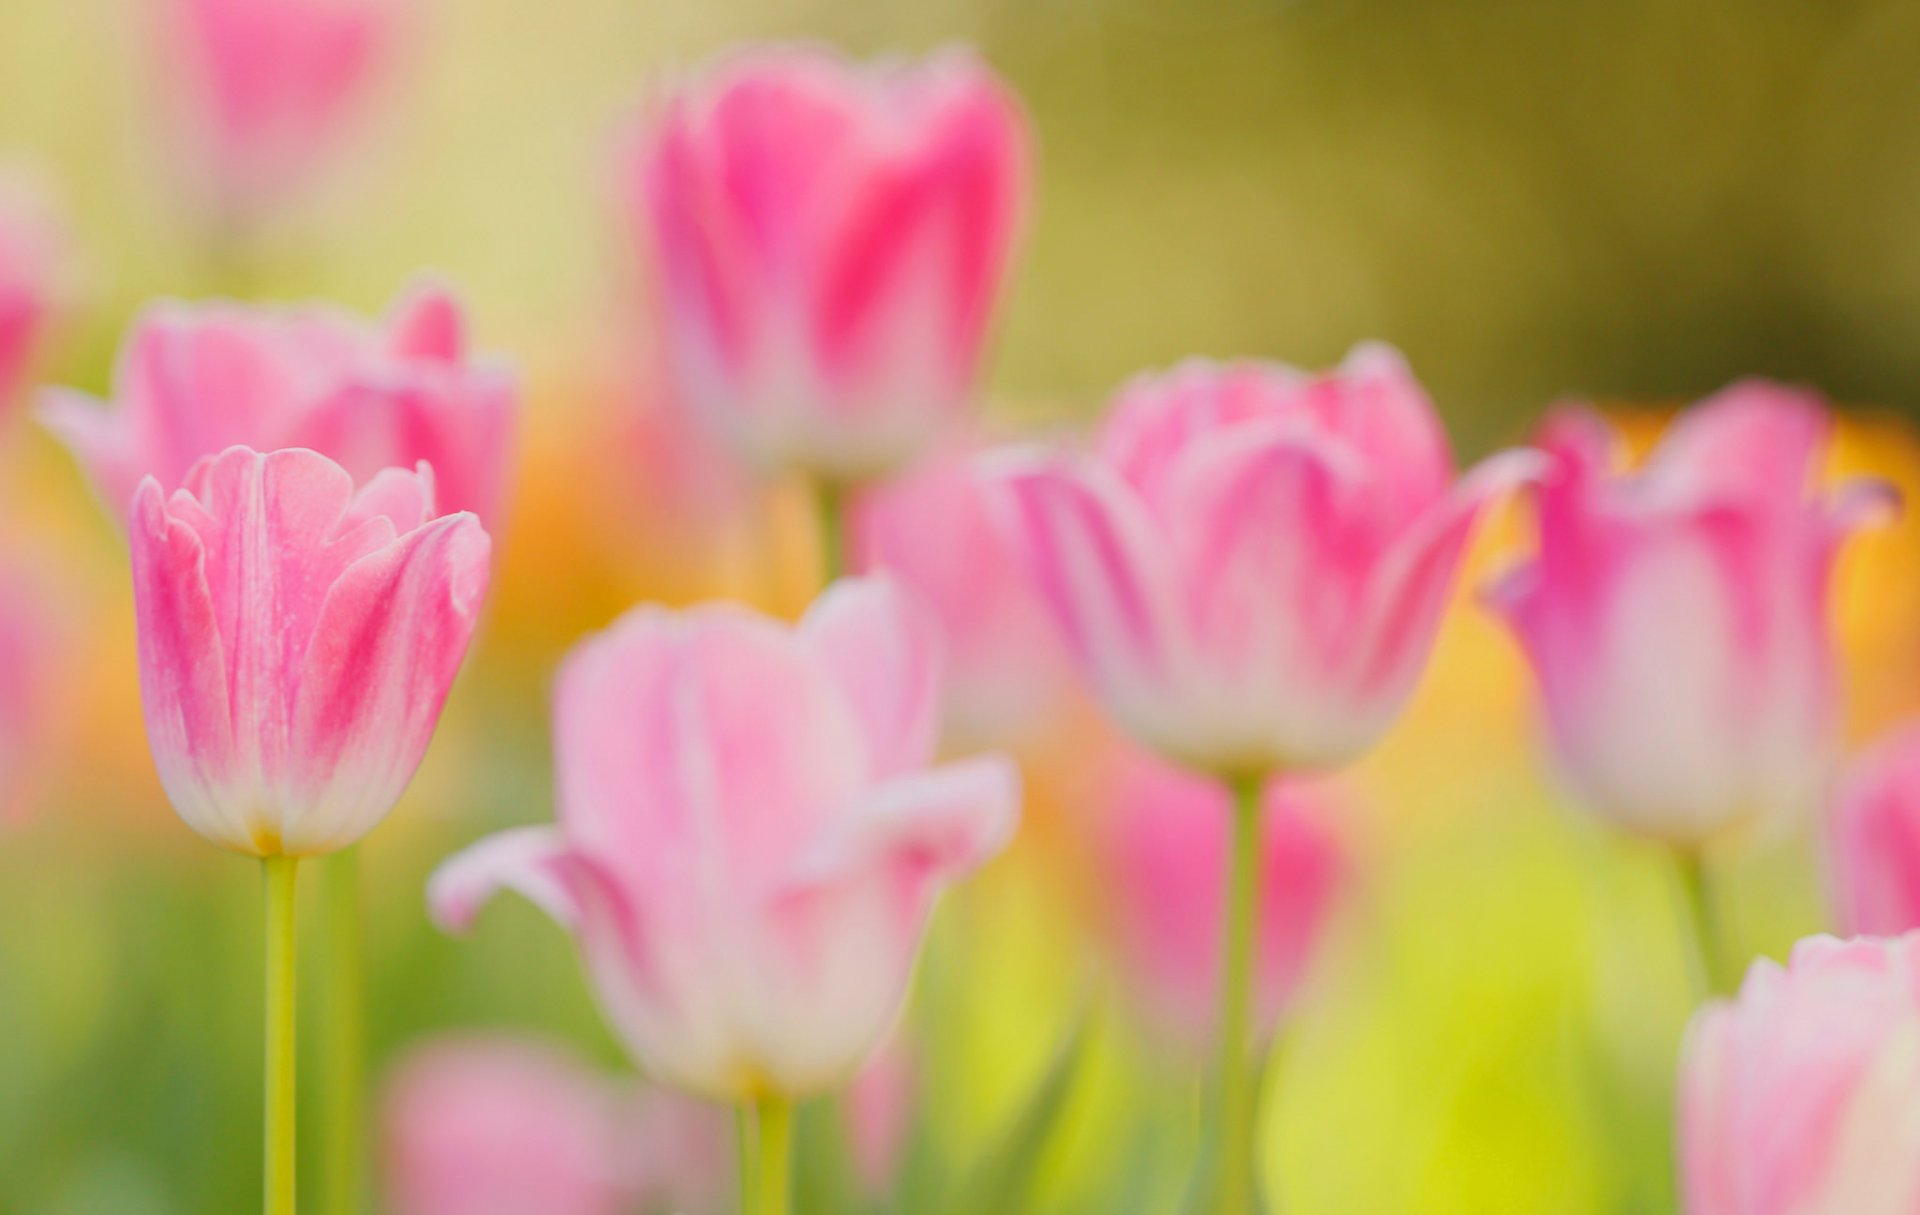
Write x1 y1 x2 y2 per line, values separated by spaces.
428 826 594 934
801 577 942 779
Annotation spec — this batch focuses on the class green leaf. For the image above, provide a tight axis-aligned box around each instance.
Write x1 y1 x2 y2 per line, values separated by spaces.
937 1011 1091 1215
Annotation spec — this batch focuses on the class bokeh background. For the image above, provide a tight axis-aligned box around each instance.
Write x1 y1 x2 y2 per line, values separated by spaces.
5 1 1920 1212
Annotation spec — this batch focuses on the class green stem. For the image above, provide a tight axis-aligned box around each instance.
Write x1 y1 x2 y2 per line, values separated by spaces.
754 1096 794 1215
814 478 848 585
1213 773 1267 1215
320 848 365 1215
263 855 300 1215
736 1103 759 1212
1675 850 1726 1002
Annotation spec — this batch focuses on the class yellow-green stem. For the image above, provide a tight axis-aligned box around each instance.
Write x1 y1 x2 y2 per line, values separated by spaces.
814 479 847 585
1213 773 1266 1215
1675 850 1726 1002
736 1103 758 1211
320 847 365 1215
263 855 300 1215
754 1097 794 1215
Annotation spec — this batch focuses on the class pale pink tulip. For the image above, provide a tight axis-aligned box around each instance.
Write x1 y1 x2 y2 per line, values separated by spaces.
45 281 517 527
1680 933 1920 1215
0 172 67 415
993 345 1537 777
626 46 1029 481
854 444 1071 748
845 1035 916 1200
1830 724 1920 937
1093 747 1344 1049
383 1037 632 1215
430 577 1019 1101
614 1084 734 1215
154 0 411 220
131 446 490 856
1486 383 1893 845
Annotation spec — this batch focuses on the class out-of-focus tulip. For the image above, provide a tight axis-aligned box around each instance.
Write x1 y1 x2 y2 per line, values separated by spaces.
0 172 67 416
1486 383 1894 845
845 1035 916 1200
383 1037 632 1215
993 345 1537 778
625 46 1029 483
1092 747 1343 1050
131 446 489 857
0 555 61 821
1679 933 1920 1215
153 0 412 221
430 577 1020 1101
855 445 1071 748
44 281 517 526
1830 724 1920 936
615 1085 734 1215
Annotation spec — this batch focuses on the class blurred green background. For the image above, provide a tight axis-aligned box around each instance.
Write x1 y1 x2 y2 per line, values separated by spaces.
4 1 1920 1213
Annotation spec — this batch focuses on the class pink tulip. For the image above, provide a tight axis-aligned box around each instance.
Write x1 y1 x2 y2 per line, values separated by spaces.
1092 746 1343 1049
383 1037 633 1215
1830 724 1920 937
0 554 61 821
0 171 67 415
854 444 1071 748
845 1035 917 1200
1679 933 1920 1215
1485 383 1894 844
154 0 412 220
993 345 1538 777
45 281 517 527
625 46 1029 481
131 446 490 857
614 1083 734 1215
430 577 1020 1101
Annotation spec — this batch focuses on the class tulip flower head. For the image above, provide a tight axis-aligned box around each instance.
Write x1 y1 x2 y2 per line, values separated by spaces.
994 344 1538 779
1830 723 1920 937
45 282 517 528
1680 933 1920 1215
131 446 490 857
1486 383 1895 845
431 577 1020 1102
626 46 1029 483
0 171 67 416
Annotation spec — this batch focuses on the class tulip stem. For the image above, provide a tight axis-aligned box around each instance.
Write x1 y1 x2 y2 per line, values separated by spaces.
754 1096 794 1215
319 847 365 1215
263 855 300 1215
1675 850 1726 1001
814 478 847 585
736 1103 758 1210
1213 772 1267 1215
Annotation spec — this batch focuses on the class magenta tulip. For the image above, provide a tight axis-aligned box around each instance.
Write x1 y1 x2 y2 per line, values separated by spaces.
45 282 517 527
625 46 1029 482
1679 933 1920 1215
1486 383 1894 844
154 0 412 221
854 444 1072 748
994 344 1538 778
430 577 1019 1101
1831 724 1920 936
1093 748 1344 1051
131 445 489 857
0 171 66 415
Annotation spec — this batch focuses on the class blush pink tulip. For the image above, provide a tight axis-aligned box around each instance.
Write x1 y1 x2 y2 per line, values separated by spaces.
993 345 1539 777
154 0 411 220
0 172 67 415
854 445 1072 748
1485 383 1894 845
1679 933 1920 1215
1093 747 1344 1050
845 1035 917 1200
626 46 1029 481
131 446 490 857
1830 724 1920 937
430 577 1020 1101
45 282 517 527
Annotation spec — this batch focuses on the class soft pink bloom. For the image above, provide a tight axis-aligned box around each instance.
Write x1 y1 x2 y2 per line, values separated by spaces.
131 446 490 857
626 46 1029 481
1093 747 1344 1049
0 172 67 415
614 1083 734 1215
0 555 62 821
1830 724 1920 937
430 578 1019 1101
1485 383 1894 845
1679 933 1920 1215
45 282 517 527
854 444 1071 748
154 0 412 220
993 345 1538 777
845 1035 917 1200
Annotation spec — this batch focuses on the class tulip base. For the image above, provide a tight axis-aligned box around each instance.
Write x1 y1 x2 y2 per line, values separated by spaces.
263 855 300 1215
